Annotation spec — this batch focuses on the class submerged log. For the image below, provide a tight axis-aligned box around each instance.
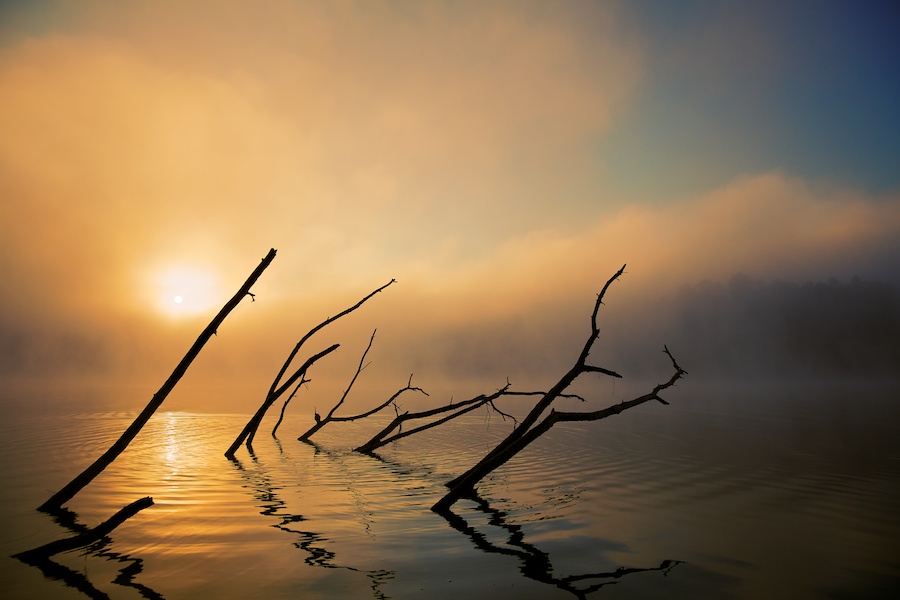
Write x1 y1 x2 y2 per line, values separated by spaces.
354 387 508 454
353 385 580 454
38 249 277 512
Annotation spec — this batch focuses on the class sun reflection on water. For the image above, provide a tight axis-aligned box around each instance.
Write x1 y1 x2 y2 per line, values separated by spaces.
163 413 179 468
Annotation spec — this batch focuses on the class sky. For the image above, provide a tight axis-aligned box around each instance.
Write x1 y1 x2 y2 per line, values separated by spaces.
1 0 899 412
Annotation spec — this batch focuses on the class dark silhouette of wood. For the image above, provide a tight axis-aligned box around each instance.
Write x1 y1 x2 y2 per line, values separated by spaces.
16 497 154 560
301 374 427 442
271 375 310 437
226 279 396 457
354 385 582 454
38 249 277 512
297 330 428 442
298 329 378 441
433 265 687 511
225 345 338 457
354 386 508 453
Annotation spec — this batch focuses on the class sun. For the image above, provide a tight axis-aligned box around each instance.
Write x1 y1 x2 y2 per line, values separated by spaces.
149 266 221 318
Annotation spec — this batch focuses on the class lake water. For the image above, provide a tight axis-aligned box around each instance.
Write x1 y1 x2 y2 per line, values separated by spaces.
2 380 899 599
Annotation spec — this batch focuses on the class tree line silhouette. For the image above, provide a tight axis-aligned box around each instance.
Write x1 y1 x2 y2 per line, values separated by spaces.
667 274 900 377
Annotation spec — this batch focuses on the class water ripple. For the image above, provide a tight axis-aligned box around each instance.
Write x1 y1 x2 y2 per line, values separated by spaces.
3 385 900 600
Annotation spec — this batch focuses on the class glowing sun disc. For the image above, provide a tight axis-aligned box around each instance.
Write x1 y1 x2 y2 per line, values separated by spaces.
150 266 220 318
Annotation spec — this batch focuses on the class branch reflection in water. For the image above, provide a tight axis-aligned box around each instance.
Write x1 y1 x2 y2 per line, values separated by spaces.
436 491 681 598
363 448 683 599
228 450 393 599
14 503 165 600
300 439 379 537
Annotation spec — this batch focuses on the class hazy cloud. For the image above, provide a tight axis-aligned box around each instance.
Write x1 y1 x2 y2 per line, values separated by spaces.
1 1 898 411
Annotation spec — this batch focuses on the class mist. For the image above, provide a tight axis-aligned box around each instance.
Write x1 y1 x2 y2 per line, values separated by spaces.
2 1 899 415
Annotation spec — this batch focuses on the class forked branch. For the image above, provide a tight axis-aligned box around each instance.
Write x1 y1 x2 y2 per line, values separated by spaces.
271 376 310 437
226 279 395 457
432 265 688 512
354 386 582 454
298 331 428 442
268 279 395 398
225 344 338 457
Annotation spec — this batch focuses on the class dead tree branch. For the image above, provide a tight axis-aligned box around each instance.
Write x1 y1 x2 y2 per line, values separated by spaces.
433 266 687 512
354 386 508 454
39 249 277 512
271 376 310 437
354 386 583 454
268 279 395 399
225 279 395 457
225 344 338 457
298 334 428 441
297 329 377 441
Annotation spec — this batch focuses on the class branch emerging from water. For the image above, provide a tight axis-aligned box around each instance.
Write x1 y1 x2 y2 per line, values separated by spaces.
39 249 277 512
433 265 688 512
298 331 428 442
226 279 395 457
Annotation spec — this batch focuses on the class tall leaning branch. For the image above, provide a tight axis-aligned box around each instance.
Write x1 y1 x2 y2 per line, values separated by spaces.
38 249 277 513
433 265 688 512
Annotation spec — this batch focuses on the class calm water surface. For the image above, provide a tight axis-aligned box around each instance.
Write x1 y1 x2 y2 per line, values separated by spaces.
2 381 899 599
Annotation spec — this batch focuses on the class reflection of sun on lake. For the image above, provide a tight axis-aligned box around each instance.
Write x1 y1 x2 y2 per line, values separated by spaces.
101 412 241 513
163 413 179 467
149 412 227 484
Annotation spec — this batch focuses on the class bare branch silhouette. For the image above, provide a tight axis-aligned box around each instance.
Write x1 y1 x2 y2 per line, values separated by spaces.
226 279 395 457
298 331 428 442
226 345 338 457
354 385 582 454
271 376 310 437
433 265 687 511
39 249 277 512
